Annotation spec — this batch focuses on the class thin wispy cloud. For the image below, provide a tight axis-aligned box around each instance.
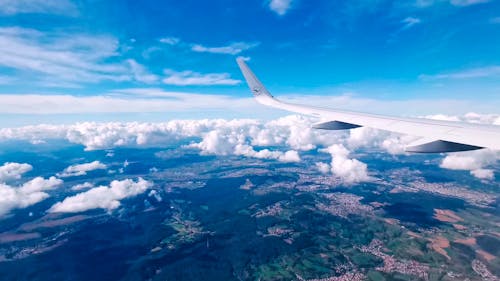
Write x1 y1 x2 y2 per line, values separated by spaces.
162 70 241 86
401 17 421 29
420 65 500 80
0 91 254 114
0 27 156 87
127 59 159 84
268 0 293 16
191 42 259 55
449 0 489 6
0 0 78 16
415 0 490 7
0 89 498 116
159 37 180 45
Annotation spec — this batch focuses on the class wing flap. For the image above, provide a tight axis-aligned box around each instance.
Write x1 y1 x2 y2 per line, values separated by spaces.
406 140 483 153
313 120 362 130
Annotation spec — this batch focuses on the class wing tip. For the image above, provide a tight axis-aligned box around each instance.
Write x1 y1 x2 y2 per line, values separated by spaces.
236 59 274 99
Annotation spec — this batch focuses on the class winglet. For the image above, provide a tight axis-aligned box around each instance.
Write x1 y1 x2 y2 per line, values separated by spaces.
236 58 274 99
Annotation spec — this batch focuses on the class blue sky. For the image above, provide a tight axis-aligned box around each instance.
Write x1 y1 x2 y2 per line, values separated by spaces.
0 0 499 125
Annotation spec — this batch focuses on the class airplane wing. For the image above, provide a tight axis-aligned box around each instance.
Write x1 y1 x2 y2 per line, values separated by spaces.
236 58 500 153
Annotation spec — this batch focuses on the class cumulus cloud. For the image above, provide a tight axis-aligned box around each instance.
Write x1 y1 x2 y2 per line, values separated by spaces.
470 169 494 180
320 144 371 183
49 178 152 213
0 162 32 182
347 127 385 149
380 134 421 155
190 126 301 162
440 149 498 180
0 176 63 217
0 113 498 180
268 0 293 15
315 162 330 174
58 161 107 177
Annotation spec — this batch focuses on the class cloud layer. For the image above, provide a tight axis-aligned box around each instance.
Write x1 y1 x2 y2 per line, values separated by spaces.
0 114 498 181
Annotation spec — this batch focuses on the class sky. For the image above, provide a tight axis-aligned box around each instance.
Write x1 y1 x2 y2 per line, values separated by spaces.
0 0 500 126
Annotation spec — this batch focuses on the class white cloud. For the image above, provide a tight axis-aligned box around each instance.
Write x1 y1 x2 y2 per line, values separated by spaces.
0 162 32 182
470 169 494 180
268 0 293 15
320 144 371 183
415 0 489 7
49 178 152 213
162 70 241 86
58 161 107 177
0 27 157 87
71 182 94 191
0 89 498 117
315 162 331 174
449 0 489 6
0 114 498 180
440 149 499 180
127 59 159 84
422 114 461 122
347 127 384 149
191 42 258 55
190 126 301 162
0 176 62 217
401 17 421 29
280 150 301 162
159 37 180 45
380 134 419 155
420 66 500 80
0 0 78 16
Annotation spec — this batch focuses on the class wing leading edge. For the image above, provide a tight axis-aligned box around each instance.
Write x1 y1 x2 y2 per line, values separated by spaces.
236 58 500 153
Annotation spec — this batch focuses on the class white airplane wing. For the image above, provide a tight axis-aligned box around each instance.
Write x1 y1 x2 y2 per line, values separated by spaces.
237 58 500 153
